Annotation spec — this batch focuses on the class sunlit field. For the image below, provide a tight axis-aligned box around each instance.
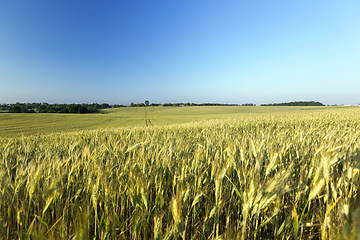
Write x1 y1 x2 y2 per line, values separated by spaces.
0 105 350 138
1 107 360 239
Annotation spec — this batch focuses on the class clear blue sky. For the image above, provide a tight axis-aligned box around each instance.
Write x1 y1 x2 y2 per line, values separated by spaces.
1 0 359 105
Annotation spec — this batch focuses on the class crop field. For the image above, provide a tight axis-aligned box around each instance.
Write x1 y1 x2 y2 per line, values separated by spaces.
1 107 360 239
0 106 349 138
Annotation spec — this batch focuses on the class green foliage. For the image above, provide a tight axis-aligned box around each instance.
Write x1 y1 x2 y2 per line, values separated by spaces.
0 108 360 239
4 102 112 114
0 104 10 112
261 101 325 106
9 103 30 113
161 102 240 107
130 102 242 107
112 104 126 108
100 103 110 109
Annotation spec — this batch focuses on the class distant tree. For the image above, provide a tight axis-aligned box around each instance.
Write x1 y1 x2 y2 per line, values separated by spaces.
113 104 124 108
130 102 135 107
93 103 100 110
145 100 149 106
101 103 110 109
58 108 69 113
261 101 324 106
9 103 27 113
47 106 57 113
4 102 103 114
67 104 78 113
10 106 22 113
38 104 47 113
78 105 87 113
89 103 100 112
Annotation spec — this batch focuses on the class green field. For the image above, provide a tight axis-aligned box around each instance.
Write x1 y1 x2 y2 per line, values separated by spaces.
1 106 360 239
0 106 352 138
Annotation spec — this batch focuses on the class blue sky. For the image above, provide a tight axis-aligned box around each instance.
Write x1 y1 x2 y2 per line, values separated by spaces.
1 0 359 105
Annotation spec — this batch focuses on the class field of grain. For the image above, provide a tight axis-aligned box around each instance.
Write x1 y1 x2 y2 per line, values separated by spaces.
1 107 360 239
0 106 348 138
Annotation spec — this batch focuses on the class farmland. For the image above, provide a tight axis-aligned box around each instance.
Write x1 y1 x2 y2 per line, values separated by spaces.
0 105 350 138
1 106 360 239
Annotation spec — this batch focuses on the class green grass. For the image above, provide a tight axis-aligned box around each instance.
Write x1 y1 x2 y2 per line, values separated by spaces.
0 106 355 138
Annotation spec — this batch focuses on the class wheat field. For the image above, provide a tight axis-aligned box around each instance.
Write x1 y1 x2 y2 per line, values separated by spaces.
0 106 345 138
1 108 360 239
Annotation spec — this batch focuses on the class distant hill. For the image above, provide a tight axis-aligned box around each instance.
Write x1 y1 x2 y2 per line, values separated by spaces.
261 101 325 106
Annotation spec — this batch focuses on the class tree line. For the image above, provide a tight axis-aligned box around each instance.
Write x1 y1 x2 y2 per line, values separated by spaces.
130 102 244 107
0 102 123 114
0 101 327 113
260 101 325 106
